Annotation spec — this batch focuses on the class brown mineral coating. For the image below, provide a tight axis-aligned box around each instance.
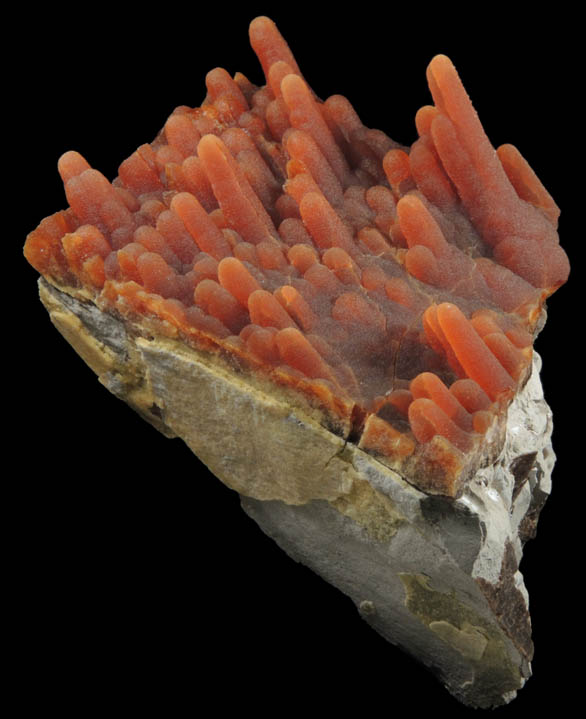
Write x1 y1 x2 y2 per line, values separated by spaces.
23 16 569 496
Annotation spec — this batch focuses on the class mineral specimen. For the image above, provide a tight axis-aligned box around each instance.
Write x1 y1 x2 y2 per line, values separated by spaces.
24 15 568 708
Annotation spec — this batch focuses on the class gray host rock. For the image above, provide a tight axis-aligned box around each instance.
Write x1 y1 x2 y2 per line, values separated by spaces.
38 277 555 708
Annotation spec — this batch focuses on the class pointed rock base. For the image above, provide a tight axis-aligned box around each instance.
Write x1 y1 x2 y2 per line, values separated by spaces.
38 277 554 708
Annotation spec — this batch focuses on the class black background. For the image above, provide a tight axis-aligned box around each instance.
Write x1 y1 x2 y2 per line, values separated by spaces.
14 4 578 714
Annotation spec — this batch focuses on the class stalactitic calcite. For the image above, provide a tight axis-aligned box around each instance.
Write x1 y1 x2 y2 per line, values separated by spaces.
24 15 568 708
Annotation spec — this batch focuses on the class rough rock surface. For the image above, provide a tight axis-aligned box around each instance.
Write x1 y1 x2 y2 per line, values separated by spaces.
38 276 554 708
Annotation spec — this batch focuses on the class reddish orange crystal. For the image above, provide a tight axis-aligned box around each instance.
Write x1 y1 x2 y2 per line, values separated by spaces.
24 16 569 496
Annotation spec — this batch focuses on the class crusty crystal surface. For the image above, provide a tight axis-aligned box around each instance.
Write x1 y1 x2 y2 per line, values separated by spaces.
23 17 568 496
24 21 569 503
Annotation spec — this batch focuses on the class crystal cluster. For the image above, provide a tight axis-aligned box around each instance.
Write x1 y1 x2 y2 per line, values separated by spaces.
24 16 568 496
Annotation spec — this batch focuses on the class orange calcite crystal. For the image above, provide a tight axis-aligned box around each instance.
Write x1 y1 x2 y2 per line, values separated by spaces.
23 16 568 496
